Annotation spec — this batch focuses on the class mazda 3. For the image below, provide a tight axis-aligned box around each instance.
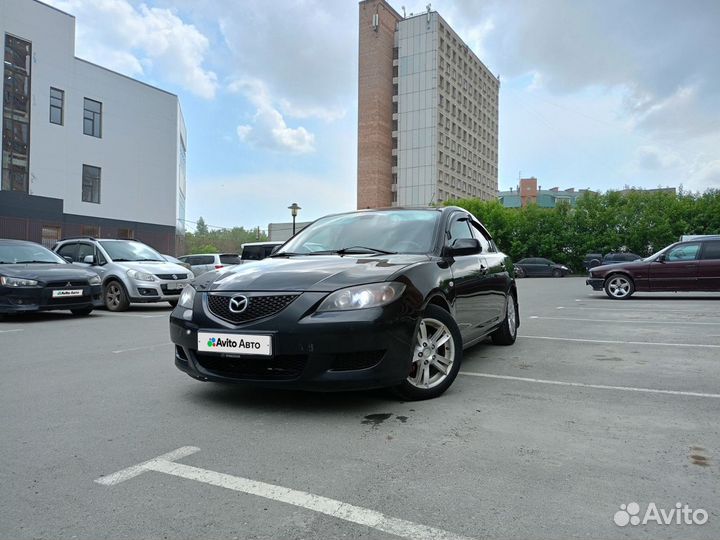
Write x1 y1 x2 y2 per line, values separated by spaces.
170 207 519 400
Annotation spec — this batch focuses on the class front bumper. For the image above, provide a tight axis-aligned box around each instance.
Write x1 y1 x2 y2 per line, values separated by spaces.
127 278 192 302
0 284 103 313
169 291 418 391
586 277 605 290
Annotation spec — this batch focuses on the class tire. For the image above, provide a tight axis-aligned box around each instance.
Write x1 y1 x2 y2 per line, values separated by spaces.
393 305 463 401
70 307 93 316
492 292 518 346
604 274 635 300
552 269 562 278
168 300 178 307
514 266 525 278
104 280 130 311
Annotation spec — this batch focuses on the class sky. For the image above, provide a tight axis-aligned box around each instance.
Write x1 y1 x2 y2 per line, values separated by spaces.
45 0 720 231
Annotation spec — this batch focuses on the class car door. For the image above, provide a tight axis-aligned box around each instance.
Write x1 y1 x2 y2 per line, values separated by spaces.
539 259 555 276
649 242 701 290
469 219 506 323
698 240 720 290
446 213 493 342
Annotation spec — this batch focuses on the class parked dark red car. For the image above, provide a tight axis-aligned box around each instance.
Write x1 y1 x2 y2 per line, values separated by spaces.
586 236 720 299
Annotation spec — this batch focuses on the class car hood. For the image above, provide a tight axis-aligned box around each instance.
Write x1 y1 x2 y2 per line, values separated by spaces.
194 254 431 292
592 260 649 273
0 263 98 282
114 261 191 275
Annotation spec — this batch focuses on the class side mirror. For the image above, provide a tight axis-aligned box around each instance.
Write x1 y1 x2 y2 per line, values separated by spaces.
446 238 481 257
270 245 281 255
83 255 96 265
656 254 666 263
63 256 73 263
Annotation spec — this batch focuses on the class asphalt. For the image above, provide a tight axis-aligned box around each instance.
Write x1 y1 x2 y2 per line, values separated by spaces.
1 277 718 540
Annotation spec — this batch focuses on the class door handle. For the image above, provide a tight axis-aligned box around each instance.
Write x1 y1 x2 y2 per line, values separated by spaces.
480 264 488 275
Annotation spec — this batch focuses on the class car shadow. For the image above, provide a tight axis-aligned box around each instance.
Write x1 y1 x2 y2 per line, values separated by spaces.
183 383 396 414
588 295 720 301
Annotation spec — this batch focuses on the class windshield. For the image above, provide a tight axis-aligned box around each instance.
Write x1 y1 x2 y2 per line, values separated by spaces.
99 241 164 262
643 243 675 261
278 210 441 255
0 243 66 264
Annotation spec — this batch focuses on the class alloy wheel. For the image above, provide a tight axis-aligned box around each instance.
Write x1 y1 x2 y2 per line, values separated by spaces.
507 297 517 337
607 276 631 298
407 317 456 389
106 283 121 309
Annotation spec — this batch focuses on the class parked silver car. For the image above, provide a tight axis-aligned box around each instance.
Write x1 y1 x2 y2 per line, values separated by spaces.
177 253 240 276
53 237 192 311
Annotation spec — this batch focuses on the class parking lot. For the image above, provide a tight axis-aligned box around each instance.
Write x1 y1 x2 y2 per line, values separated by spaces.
1 277 718 539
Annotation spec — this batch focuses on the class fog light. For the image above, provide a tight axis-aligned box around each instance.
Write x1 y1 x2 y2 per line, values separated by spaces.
182 309 193 321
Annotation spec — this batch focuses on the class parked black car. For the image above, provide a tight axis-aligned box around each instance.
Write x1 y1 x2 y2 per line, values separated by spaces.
170 207 519 400
514 258 570 278
0 239 103 315
582 253 604 271
601 252 642 265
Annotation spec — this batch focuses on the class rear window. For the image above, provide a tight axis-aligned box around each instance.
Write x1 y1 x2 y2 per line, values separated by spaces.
219 254 241 264
191 256 215 265
242 246 267 261
701 241 720 260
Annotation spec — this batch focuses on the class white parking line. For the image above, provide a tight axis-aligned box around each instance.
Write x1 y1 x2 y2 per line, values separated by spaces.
96 447 476 540
459 372 720 399
518 335 720 348
0 328 23 333
112 342 172 354
529 315 720 326
557 306 712 314
101 313 169 319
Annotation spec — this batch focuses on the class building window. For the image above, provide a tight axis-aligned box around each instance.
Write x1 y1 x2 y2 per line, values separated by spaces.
41 225 61 248
83 98 102 138
80 224 100 237
82 164 101 203
49 87 64 125
2 34 32 193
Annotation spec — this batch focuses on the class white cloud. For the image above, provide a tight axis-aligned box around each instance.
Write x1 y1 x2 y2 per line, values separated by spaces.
635 146 683 171
230 79 315 154
46 0 218 99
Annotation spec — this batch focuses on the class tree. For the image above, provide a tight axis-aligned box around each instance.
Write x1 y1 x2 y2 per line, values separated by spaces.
195 216 209 235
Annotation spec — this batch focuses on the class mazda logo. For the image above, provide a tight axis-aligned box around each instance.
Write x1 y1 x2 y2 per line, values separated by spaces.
228 295 249 313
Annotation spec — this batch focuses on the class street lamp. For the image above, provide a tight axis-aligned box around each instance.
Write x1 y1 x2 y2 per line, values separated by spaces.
288 202 301 236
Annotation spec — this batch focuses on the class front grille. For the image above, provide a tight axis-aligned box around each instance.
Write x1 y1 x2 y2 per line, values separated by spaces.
329 350 386 371
207 293 299 324
46 280 88 287
155 273 188 280
196 353 307 380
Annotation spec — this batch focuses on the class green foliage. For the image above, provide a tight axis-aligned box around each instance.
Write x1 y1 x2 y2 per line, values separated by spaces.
182 218 268 255
447 189 720 272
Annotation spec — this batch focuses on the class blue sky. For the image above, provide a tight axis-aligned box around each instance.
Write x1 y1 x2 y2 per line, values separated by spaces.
46 0 720 231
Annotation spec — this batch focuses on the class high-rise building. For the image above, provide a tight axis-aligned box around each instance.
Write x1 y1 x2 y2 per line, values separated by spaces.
357 0 499 209
1 0 187 254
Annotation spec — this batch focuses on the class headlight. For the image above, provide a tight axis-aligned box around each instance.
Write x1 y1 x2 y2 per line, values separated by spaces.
0 276 40 287
317 282 406 312
178 285 196 309
126 269 156 282
88 275 102 286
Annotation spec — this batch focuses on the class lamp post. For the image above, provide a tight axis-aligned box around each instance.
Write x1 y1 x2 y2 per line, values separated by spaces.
288 202 301 236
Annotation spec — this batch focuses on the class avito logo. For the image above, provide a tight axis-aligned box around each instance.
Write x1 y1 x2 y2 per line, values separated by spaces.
614 502 708 527
207 337 262 350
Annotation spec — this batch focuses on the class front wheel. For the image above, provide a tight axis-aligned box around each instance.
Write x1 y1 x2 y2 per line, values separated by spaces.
604 274 635 300
492 293 518 345
393 305 463 401
104 280 130 311
552 269 562 277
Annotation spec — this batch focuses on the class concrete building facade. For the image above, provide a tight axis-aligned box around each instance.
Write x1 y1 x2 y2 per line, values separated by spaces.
1 0 186 253
498 177 593 208
357 0 499 209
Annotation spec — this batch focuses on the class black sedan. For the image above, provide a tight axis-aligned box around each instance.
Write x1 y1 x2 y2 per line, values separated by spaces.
170 207 519 400
0 239 103 315
514 258 570 278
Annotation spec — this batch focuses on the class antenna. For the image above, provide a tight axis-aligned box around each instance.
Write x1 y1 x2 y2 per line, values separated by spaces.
401 5 406 18
426 4 431 24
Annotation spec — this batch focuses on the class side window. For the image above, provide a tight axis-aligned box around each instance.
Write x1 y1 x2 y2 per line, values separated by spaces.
701 241 720 260
186 256 199 265
199 256 215 265
448 216 473 245
77 243 94 262
667 243 700 261
56 243 78 262
469 221 492 252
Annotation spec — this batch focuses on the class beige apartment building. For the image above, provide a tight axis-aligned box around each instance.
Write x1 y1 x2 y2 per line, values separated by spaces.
357 0 499 209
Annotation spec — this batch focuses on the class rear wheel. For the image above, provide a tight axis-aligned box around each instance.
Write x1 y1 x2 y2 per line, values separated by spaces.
393 305 463 401
104 280 130 311
492 293 518 345
71 307 93 316
604 274 634 300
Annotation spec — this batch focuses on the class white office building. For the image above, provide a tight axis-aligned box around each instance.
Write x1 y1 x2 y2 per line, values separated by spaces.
1 0 187 253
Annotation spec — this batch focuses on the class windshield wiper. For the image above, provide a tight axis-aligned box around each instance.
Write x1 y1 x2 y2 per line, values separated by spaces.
134 258 165 262
13 260 57 264
269 252 304 258
313 246 397 256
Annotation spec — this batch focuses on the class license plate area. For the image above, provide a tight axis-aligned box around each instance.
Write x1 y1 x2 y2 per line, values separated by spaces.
52 289 83 298
197 331 272 357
